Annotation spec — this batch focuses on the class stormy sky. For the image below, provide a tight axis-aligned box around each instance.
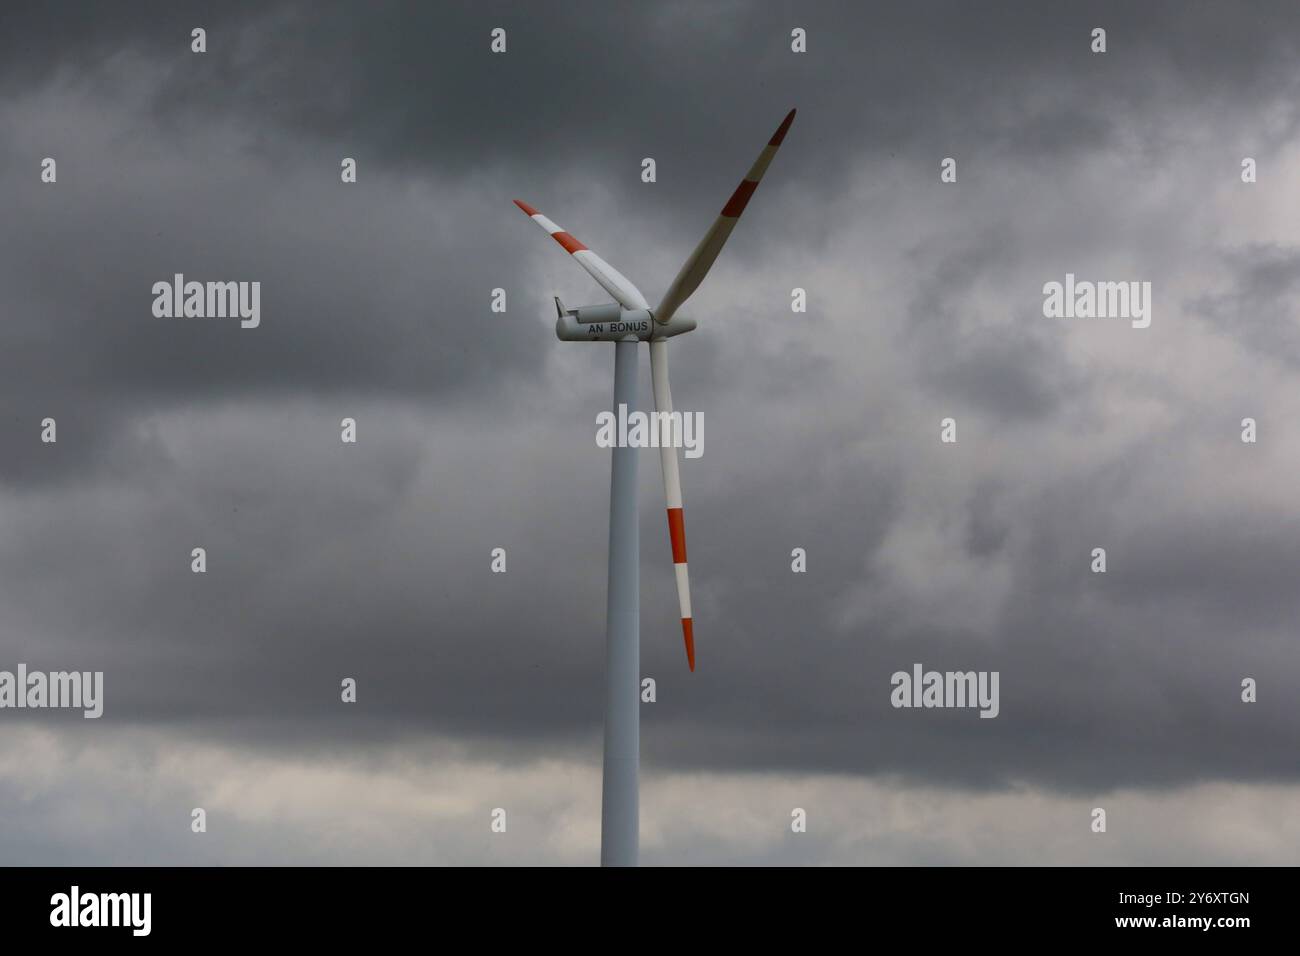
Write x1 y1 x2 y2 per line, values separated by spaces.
1 0 1298 865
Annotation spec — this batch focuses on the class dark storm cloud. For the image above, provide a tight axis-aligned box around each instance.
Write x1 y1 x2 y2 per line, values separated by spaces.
1 0 1299 847
902 230 1082 420
1 0 1296 428
8 1 1300 208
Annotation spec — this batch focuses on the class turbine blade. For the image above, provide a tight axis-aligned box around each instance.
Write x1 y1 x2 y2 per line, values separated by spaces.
513 200 650 311
649 339 695 671
655 108 796 325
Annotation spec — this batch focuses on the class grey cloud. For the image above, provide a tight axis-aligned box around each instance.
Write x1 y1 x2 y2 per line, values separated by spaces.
1191 243 1300 367
2 0 1300 864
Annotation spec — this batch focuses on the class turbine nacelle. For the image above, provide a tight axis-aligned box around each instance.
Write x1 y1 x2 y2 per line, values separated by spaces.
554 299 696 342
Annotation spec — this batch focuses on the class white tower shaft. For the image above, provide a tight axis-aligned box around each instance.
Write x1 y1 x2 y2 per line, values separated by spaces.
600 337 640 866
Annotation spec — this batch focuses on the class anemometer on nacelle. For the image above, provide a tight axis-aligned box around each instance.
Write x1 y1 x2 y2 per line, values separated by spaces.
553 297 697 342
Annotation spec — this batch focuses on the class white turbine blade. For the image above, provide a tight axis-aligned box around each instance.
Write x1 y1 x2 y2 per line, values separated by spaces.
513 200 650 311
655 108 796 325
649 339 694 671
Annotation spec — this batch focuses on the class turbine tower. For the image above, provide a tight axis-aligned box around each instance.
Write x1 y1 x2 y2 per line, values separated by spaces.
514 108 796 866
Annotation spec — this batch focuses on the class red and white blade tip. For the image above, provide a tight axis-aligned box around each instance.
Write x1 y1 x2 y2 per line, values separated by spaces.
770 108 797 146
666 506 694 671
511 198 649 310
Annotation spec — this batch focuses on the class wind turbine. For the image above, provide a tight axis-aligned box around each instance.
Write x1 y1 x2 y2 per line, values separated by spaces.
513 108 796 866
